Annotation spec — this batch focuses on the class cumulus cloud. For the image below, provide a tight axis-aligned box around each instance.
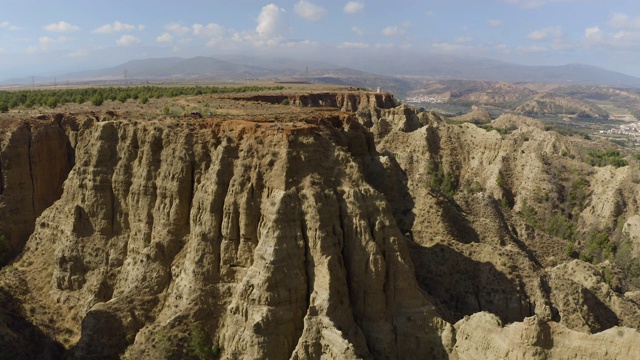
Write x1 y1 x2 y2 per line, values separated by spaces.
68 49 88 58
166 23 190 35
381 26 404 36
608 12 640 29
156 32 173 43
192 23 225 38
527 26 563 41
0 21 20 31
93 21 143 34
487 19 504 28
294 0 326 21
584 25 640 50
38 36 56 49
256 4 287 39
337 41 369 49
44 21 80 32
344 1 364 14
526 26 574 50
116 35 141 46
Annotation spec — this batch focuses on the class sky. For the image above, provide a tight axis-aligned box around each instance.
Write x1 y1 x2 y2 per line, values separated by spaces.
2 0 640 81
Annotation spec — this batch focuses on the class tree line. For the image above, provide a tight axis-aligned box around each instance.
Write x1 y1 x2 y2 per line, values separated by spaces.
0 85 285 112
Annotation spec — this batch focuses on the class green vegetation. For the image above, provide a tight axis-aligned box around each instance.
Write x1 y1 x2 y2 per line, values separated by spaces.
0 85 285 111
187 322 220 360
429 163 458 198
579 231 614 263
587 149 628 168
281 98 290 105
615 238 640 288
544 124 591 140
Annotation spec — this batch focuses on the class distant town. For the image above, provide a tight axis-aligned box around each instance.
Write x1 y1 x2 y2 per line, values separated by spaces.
599 122 640 146
405 94 448 104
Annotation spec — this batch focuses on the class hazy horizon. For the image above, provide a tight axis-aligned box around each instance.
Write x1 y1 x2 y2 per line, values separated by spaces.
2 0 640 81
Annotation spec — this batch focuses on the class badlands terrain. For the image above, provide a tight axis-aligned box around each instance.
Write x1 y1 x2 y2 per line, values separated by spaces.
1 85 640 359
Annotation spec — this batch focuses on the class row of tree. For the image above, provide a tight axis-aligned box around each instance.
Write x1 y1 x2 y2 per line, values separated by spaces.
0 85 285 112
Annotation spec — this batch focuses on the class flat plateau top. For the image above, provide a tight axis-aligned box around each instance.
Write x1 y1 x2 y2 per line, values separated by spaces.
0 84 392 132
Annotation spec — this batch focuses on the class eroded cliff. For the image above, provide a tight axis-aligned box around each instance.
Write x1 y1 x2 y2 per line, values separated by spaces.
1 88 640 359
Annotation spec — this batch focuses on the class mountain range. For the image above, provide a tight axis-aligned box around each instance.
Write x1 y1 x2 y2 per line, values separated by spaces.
3 54 640 90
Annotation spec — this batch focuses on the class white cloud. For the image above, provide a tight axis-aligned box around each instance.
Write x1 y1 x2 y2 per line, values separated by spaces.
352 26 366 36
294 0 326 21
527 26 563 41
517 45 548 53
38 36 56 48
156 33 173 43
116 35 141 46
93 21 143 34
256 4 287 39
192 23 225 38
166 23 190 35
26 46 38 54
44 21 80 32
487 19 504 28
337 41 369 49
608 12 640 29
382 26 404 37
0 21 20 31
584 26 604 46
68 49 88 58
344 1 364 14
526 26 574 50
584 26 640 50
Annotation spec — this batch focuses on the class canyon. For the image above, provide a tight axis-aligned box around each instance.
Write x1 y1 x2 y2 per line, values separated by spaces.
1 88 640 359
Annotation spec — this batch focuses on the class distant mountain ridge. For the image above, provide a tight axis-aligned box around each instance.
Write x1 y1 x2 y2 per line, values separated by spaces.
2 54 640 89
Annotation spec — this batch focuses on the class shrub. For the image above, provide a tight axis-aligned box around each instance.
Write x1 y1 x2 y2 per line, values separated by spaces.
588 149 628 168
46 97 59 108
281 98 290 105
91 95 104 106
187 322 220 360
139 96 149 104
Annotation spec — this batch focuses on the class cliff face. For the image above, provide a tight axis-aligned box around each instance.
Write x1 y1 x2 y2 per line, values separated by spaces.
0 115 75 263
1 90 640 359
0 100 450 359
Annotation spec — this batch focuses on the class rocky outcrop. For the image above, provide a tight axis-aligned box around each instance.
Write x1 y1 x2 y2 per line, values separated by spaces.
1 110 451 359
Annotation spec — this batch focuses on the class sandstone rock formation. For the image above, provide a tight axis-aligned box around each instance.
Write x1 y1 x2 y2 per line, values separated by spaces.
1 90 640 359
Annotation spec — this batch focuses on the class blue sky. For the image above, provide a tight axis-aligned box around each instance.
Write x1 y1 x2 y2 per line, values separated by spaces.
2 0 640 80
